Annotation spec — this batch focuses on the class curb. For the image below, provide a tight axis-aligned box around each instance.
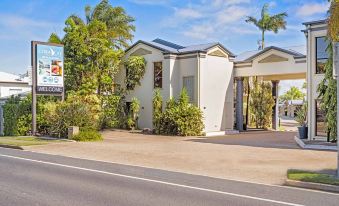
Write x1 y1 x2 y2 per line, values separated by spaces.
0 144 24 150
285 179 339 193
294 136 337 151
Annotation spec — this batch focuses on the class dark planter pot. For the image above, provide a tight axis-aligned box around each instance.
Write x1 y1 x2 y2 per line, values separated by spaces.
297 126 308 139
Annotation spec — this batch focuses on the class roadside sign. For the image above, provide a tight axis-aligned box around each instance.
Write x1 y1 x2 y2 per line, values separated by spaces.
34 43 64 94
31 41 64 135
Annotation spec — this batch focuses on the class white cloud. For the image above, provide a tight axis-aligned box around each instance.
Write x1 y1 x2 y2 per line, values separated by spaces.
208 0 251 7
215 6 249 25
128 0 169 5
174 8 203 19
183 24 215 40
296 2 329 17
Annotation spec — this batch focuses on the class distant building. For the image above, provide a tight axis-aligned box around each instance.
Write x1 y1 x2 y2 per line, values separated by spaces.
279 100 304 118
0 71 30 98
0 71 31 136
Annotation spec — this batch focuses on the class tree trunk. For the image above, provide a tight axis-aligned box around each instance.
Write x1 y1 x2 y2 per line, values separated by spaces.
261 30 265 49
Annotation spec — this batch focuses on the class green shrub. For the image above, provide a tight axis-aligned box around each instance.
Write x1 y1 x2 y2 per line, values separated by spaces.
42 93 101 138
124 56 146 91
100 95 122 129
154 89 204 136
71 130 103 142
152 89 162 134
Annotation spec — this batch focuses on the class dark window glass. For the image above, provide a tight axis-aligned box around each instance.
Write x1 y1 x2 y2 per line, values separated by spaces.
315 100 326 137
316 37 328 74
126 68 132 90
154 62 162 88
125 102 131 115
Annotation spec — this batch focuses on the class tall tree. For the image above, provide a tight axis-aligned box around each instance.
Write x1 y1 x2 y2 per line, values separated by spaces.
245 3 287 49
250 78 275 129
280 86 305 102
48 0 134 94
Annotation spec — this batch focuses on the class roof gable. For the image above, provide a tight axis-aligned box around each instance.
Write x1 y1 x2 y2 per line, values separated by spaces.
236 46 305 63
126 39 235 57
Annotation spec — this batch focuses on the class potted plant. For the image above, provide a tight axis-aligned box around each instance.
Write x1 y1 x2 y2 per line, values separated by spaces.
295 102 308 139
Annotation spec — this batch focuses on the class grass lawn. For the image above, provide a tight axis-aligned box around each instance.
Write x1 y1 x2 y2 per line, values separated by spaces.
0 136 60 147
287 169 339 186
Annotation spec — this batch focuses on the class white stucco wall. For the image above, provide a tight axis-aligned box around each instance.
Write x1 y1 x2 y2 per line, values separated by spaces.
115 44 166 129
306 24 327 140
200 52 234 132
116 43 235 133
0 82 31 98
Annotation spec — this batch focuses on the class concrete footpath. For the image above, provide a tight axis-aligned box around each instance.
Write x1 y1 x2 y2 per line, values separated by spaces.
24 130 337 185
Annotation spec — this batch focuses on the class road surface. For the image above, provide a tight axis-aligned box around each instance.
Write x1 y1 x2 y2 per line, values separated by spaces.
0 147 338 206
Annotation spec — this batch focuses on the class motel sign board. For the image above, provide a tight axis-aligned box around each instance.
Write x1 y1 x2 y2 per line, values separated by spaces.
35 43 64 94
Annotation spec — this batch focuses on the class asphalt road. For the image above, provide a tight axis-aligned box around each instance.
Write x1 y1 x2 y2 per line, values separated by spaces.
0 147 338 206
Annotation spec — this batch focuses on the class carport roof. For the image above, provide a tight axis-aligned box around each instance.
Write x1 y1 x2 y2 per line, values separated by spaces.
125 38 235 57
235 45 306 63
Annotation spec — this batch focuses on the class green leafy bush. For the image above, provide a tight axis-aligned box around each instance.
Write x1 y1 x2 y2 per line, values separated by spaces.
154 89 204 136
152 89 163 134
42 93 101 138
124 56 146 91
71 130 103 142
100 95 122 129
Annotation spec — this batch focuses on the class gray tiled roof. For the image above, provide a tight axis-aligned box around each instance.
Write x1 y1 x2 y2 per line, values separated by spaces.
126 38 235 57
235 45 306 62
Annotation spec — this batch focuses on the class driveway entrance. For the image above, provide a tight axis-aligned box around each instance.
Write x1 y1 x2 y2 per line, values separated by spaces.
25 130 336 185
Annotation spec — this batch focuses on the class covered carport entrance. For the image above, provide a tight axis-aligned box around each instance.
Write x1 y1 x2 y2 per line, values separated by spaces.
233 46 307 131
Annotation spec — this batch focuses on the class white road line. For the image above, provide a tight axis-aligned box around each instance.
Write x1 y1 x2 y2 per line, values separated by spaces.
0 153 303 206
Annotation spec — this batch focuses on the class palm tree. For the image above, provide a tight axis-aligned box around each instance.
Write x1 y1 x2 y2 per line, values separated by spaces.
245 3 287 49
51 0 135 49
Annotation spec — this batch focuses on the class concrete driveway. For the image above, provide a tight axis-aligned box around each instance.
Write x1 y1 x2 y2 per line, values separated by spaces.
25 130 337 185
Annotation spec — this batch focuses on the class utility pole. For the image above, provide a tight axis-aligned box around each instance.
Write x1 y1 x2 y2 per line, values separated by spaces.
334 42 339 178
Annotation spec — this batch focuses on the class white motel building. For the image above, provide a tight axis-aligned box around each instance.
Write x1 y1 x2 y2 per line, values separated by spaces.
117 19 329 140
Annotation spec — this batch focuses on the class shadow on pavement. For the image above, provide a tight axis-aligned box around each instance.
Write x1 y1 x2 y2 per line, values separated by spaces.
187 131 301 150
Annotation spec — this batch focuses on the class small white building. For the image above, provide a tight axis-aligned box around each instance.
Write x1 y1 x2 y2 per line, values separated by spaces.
0 71 31 98
116 39 236 135
0 71 31 136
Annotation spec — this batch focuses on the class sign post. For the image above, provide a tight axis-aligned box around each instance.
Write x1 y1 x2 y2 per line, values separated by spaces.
31 41 64 136
334 42 339 178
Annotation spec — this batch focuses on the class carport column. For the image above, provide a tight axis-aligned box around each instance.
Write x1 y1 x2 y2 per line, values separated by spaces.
235 77 244 131
272 80 280 130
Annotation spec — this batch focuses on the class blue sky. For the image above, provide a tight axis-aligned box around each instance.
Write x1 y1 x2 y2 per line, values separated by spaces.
0 0 329 79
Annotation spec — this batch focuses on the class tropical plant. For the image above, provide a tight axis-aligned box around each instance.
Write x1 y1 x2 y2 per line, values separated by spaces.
152 89 163 134
250 78 275 129
154 89 204 136
280 86 305 102
245 3 287 49
295 102 307 126
124 56 146 91
130 97 140 129
317 42 337 141
48 0 134 95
